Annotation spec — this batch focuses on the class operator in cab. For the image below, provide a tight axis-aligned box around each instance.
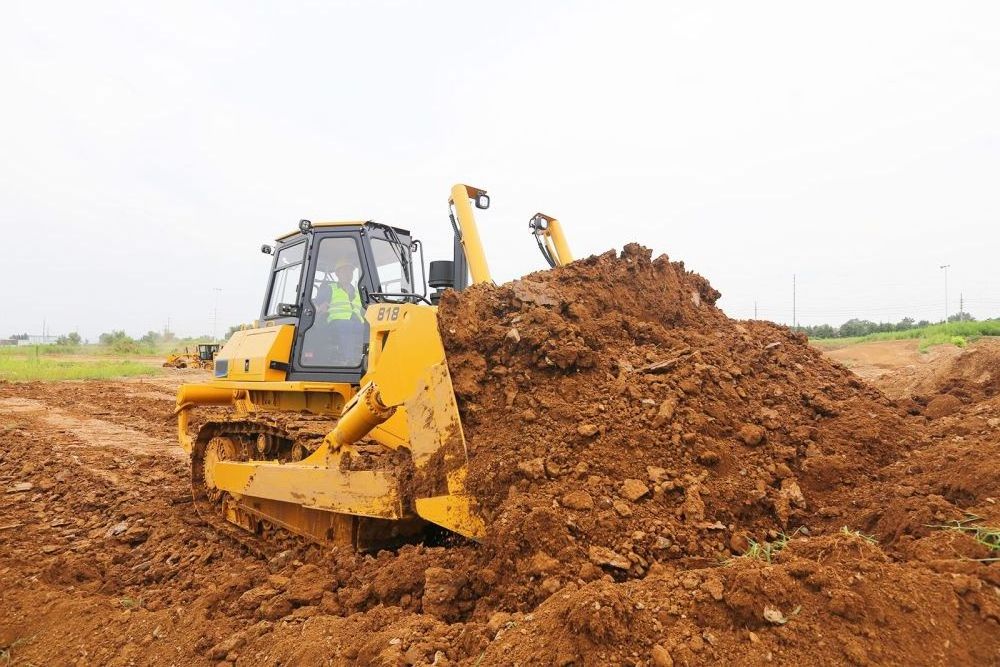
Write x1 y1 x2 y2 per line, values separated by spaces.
327 256 364 323
322 255 365 365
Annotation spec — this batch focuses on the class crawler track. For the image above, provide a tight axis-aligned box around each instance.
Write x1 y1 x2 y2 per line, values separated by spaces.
188 414 423 552
189 416 337 557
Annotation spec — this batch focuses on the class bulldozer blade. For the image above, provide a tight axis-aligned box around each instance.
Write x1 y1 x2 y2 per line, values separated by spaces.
406 361 486 541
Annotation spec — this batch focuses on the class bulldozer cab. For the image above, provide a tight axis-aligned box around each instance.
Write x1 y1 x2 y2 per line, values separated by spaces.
260 222 420 382
197 344 220 362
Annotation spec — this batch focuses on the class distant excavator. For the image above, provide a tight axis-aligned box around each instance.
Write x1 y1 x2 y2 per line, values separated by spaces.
175 185 572 551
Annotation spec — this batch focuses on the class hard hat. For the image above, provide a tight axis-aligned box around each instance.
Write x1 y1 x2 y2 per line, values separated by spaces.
333 256 357 272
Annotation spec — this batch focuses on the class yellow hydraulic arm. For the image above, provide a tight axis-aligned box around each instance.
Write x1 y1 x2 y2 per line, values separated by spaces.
529 213 574 268
449 184 493 286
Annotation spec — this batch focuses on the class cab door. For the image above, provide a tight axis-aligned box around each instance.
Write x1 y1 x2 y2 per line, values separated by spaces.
289 230 378 382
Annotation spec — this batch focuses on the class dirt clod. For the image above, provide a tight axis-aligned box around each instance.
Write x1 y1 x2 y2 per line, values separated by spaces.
620 479 649 502
651 643 674 667
588 545 630 570
739 423 766 446
925 394 964 419
561 490 594 510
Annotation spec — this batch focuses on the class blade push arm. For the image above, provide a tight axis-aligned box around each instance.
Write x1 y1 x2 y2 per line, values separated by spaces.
529 213 574 268
449 184 493 286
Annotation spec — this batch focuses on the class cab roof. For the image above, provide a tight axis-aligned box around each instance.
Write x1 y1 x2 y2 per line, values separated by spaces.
275 220 411 242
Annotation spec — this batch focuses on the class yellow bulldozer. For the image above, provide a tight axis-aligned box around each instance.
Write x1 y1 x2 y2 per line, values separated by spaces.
163 344 220 370
175 184 573 550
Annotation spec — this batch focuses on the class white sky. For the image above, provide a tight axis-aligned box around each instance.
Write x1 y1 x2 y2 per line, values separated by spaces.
1 1 997 340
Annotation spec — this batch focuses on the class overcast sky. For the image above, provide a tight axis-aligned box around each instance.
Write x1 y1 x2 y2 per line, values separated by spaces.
1 1 997 341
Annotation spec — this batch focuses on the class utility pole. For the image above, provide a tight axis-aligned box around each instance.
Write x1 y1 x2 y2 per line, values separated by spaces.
212 288 223 342
792 274 797 330
939 265 950 322
754 300 758 320
959 293 964 320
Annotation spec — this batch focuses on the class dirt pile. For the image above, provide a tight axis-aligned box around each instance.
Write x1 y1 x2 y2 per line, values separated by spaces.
439 245 920 606
434 246 999 665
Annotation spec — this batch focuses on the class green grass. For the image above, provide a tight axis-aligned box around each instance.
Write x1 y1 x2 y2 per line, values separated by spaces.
0 356 161 381
916 333 967 352
729 528 804 564
929 515 1000 562
810 319 1000 351
0 339 216 359
727 527 877 566
0 344 158 358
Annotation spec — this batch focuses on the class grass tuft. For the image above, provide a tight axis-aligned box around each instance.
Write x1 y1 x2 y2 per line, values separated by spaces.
927 514 1000 562
839 526 878 544
730 528 803 564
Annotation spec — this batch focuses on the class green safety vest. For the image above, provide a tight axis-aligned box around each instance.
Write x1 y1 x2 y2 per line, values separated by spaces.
327 283 363 322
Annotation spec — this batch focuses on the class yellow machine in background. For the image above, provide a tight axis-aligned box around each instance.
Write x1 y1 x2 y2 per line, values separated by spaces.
164 344 220 370
176 184 519 550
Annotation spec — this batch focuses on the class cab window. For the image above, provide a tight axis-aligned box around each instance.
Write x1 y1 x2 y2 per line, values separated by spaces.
265 242 305 317
299 236 367 368
370 237 413 294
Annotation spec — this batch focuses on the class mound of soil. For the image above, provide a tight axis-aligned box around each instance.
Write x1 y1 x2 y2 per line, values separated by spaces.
439 245 920 608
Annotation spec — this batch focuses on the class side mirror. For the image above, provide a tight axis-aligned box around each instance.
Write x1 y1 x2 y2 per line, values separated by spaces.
528 214 548 231
299 219 313 233
475 193 490 210
261 245 273 255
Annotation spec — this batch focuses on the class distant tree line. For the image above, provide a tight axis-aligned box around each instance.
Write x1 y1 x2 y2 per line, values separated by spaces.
92 329 214 354
798 311 978 339
8 328 221 351
56 332 82 346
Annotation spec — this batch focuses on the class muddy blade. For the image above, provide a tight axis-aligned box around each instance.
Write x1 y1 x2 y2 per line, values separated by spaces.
406 362 486 540
222 495 425 550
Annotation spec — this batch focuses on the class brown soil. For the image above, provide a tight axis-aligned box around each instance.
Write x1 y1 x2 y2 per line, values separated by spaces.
822 339 958 383
1 248 998 666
